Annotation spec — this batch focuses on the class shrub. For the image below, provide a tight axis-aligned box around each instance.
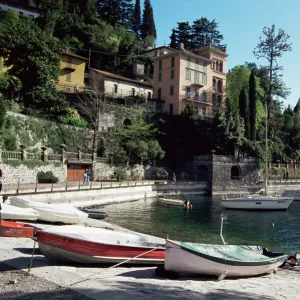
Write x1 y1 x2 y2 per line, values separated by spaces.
156 167 168 179
0 96 6 127
59 107 87 128
114 166 128 181
37 171 59 183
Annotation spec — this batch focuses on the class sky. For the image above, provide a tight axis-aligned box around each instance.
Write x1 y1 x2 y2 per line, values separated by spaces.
151 0 299 108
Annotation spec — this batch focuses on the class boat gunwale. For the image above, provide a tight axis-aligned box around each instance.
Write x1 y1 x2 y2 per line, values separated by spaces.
167 240 286 267
36 230 166 250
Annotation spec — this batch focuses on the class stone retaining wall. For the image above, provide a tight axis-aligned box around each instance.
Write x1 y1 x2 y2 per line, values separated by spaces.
0 163 66 184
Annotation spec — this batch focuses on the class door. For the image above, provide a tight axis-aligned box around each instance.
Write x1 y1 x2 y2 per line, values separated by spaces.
67 165 87 182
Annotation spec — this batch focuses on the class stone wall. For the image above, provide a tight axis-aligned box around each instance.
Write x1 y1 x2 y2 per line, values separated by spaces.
0 162 67 185
190 155 260 195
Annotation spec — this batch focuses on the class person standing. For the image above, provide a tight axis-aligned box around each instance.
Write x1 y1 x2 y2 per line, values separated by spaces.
83 171 88 185
87 169 91 184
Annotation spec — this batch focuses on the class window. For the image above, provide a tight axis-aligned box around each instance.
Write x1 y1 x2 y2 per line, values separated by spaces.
220 62 223 72
170 69 174 79
158 88 162 100
195 59 199 70
66 72 71 82
131 88 135 96
114 84 118 93
185 86 191 99
148 91 151 100
212 93 217 105
169 104 173 115
217 95 222 106
194 71 199 84
159 59 162 70
170 85 174 96
158 72 162 81
171 56 175 68
217 80 222 93
186 69 191 80
202 90 207 103
187 56 191 67
216 61 220 72
202 74 207 85
203 63 207 73
194 89 199 101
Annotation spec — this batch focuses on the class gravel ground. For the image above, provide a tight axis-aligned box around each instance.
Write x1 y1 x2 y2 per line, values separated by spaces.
0 263 91 300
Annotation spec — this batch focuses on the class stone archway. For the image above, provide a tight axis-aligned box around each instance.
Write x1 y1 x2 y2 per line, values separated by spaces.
231 166 242 180
198 165 209 181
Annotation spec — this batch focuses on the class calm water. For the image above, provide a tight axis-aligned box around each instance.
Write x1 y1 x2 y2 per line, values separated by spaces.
101 196 300 253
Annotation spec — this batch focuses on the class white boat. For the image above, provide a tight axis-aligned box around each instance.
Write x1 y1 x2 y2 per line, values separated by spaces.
10 197 88 224
164 240 287 278
158 198 184 206
220 195 293 210
36 225 166 265
0 203 39 221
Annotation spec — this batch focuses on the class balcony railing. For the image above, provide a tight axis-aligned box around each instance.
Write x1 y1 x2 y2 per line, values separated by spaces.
104 87 149 99
180 93 211 105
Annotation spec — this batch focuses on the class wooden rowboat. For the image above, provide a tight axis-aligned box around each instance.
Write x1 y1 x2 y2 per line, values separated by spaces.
0 220 35 238
36 225 166 265
165 240 287 278
158 198 184 206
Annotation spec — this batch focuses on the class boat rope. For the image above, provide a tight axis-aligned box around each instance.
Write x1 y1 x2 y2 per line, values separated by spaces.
27 237 37 273
69 246 162 287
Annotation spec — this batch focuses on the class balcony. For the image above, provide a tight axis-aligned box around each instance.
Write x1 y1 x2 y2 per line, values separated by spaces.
62 62 76 71
180 93 212 105
190 81 204 88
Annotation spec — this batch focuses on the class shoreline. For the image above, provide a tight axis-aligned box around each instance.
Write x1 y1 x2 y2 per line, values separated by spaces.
0 217 300 299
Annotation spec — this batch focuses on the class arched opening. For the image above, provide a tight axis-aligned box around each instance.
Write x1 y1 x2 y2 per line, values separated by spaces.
217 95 222 107
217 80 222 93
202 90 206 103
212 93 217 106
216 61 219 71
213 78 217 88
219 62 223 72
231 166 242 180
123 118 132 126
198 165 209 181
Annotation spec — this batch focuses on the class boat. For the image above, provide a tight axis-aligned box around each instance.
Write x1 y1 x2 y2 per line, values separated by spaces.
164 240 287 278
35 225 166 265
220 195 293 210
78 208 108 220
282 190 300 201
158 198 184 206
10 197 88 224
0 203 39 221
0 220 36 238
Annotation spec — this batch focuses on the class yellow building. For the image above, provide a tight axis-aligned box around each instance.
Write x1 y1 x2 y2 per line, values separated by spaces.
55 51 89 94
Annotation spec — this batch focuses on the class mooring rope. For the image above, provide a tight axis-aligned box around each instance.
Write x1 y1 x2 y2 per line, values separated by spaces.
69 246 161 287
27 237 37 273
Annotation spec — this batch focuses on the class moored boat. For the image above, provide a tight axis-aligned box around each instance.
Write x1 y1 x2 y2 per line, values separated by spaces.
220 195 293 210
158 198 184 206
165 240 287 278
0 220 35 238
36 225 166 265
10 197 88 224
78 208 108 220
0 203 39 221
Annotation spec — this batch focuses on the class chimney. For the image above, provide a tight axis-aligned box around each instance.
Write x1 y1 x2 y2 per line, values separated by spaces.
178 43 185 51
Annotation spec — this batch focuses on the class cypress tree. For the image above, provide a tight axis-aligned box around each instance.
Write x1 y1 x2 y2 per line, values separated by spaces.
169 29 177 48
132 0 141 37
141 0 156 39
248 70 257 141
239 87 250 139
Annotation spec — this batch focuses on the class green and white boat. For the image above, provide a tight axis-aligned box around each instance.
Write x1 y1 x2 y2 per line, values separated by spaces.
165 240 287 278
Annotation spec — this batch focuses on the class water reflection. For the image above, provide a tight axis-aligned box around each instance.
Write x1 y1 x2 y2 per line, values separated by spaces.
101 196 300 253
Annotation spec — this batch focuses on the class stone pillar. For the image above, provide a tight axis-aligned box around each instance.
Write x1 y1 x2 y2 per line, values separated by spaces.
20 145 26 161
77 147 82 161
41 146 47 162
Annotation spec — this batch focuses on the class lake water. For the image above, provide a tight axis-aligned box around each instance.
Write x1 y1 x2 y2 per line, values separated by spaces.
101 196 300 253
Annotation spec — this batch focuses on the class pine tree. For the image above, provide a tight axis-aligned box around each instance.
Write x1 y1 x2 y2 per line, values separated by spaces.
239 87 250 139
169 28 177 48
249 70 257 141
141 0 156 39
174 22 192 48
132 0 141 37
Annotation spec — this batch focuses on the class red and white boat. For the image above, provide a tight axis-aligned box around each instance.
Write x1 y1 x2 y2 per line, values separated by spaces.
36 225 166 265
0 220 36 238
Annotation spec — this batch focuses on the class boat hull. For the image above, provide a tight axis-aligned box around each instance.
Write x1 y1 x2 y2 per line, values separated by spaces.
158 198 184 206
0 220 35 238
221 196 293 210
1 203 39 221
36 229 165 265
165 241 286 277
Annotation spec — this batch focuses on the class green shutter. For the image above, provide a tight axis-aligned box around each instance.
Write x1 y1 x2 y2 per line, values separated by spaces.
187 56 191 67
203 63 207 72
195 59 199 70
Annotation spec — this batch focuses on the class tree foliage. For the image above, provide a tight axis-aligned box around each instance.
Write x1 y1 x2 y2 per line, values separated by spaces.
141 0 156 40
249 70 257 141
